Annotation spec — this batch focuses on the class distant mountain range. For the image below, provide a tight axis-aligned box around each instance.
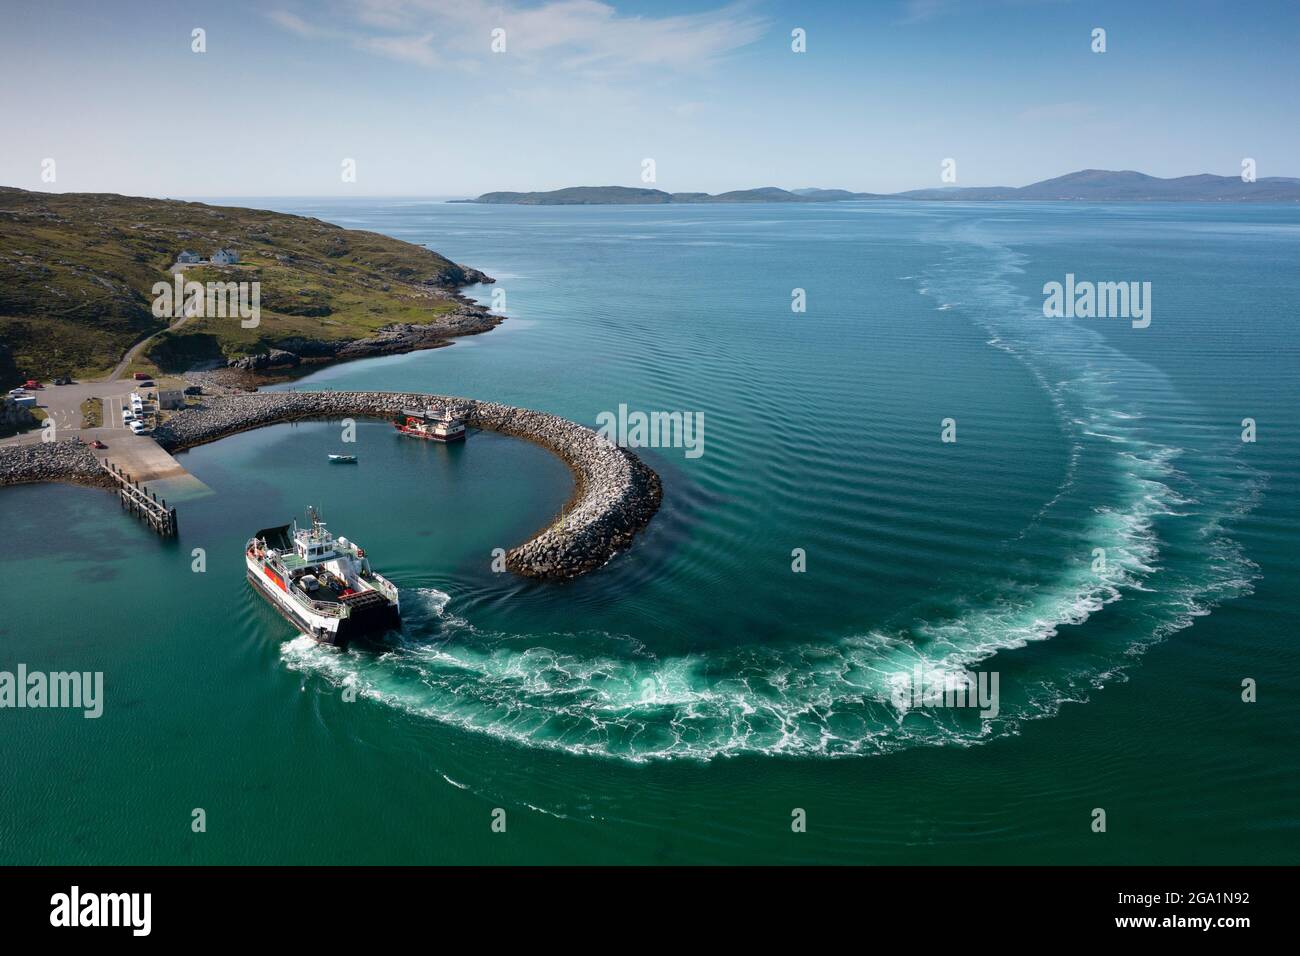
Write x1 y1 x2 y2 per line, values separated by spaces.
896 169 1300 201
458 171 1300 205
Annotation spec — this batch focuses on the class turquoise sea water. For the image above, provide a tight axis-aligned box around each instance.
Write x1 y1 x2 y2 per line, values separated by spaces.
2 200 1296 863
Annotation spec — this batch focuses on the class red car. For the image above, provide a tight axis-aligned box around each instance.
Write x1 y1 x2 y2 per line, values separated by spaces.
91 439 107 449
24 379 42 389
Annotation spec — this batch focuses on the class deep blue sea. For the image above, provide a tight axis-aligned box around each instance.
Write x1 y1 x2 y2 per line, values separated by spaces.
2 199 1296 863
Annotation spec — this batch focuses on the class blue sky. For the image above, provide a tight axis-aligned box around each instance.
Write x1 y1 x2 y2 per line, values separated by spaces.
2 0 1297 197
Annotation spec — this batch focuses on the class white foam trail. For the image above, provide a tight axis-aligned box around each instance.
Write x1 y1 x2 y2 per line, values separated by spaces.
276 226 1262 764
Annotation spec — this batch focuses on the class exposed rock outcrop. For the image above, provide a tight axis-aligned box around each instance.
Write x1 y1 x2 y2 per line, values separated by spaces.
227 348 301 371
220 307 503 380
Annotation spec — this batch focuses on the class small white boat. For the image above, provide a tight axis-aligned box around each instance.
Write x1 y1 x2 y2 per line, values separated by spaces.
328 454 358 463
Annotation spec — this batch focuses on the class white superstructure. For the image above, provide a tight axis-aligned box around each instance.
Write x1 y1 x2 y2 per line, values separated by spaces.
245 507 400 648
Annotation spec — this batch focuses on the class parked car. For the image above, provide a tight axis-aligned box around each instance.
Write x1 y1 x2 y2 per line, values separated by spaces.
24 379 42 389
132 372 150 380
129 421 149 435
91 439 107 449
53 376 72 385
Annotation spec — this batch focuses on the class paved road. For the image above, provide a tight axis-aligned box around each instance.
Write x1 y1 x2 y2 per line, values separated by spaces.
3 387 208 494
2 381 208 491
2 379 143 446
4 303 211 493
105 261 200 382
106 305 194 381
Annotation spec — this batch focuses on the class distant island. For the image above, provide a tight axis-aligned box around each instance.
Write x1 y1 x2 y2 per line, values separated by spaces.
456 186 890 205
0 187 498 384
458 170 1300 205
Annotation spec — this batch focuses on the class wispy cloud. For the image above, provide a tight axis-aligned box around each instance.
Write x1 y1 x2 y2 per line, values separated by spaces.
268 0 768 74
357 31 441 67
266 9 323 38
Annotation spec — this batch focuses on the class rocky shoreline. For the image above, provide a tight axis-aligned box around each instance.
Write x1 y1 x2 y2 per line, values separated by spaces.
213 294 501 387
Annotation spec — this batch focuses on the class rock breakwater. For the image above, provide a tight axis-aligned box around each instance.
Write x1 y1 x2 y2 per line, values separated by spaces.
151 391 661 579
0 440 115 489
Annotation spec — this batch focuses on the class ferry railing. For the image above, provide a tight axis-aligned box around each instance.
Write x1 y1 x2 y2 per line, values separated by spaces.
290 588 349 618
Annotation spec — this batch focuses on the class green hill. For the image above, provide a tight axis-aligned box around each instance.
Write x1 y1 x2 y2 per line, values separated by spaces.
0 187 492 379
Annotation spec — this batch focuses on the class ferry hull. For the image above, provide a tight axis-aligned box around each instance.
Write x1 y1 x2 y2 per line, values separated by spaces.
395 424 465 442
245 512 402 650
246 568 350 649
246 565 400 649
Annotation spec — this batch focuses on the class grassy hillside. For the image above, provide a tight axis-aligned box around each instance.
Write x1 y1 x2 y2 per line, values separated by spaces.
0 187 490 378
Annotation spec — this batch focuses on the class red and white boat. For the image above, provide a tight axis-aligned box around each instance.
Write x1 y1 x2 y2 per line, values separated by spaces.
246 507 400 648
394 406 466 442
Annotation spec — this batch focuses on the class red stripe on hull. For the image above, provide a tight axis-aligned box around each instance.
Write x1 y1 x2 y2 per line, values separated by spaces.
394 426 465 442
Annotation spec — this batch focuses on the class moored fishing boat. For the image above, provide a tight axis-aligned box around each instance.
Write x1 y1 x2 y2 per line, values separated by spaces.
245 507 400 648
394 406 466 442
328 454 357 463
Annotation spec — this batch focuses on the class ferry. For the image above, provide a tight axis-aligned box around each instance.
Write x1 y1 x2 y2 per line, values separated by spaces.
394 406 466 442
328 454 357 463
245 507 400 648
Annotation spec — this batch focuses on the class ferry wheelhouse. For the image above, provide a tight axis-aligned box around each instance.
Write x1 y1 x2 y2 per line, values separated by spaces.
245 507 400 648
394 406 466 442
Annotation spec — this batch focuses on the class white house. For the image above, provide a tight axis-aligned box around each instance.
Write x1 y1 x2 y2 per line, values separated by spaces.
211 248 240 265
176 250 201 264
157 388 186 410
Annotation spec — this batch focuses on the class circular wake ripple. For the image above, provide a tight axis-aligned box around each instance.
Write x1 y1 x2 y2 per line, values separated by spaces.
280 222 1263 763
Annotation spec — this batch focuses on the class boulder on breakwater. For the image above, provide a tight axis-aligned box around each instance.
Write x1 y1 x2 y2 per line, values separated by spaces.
150 390 662 579
0 439 115 489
